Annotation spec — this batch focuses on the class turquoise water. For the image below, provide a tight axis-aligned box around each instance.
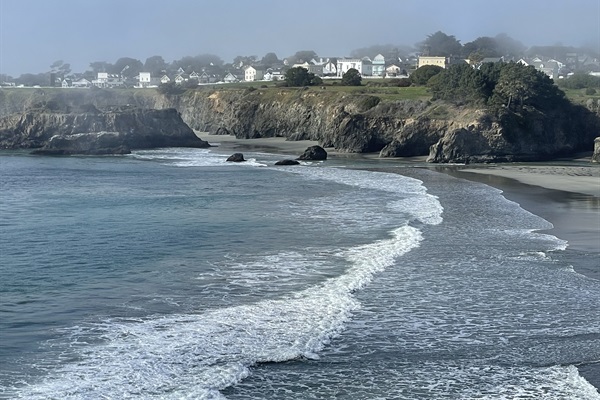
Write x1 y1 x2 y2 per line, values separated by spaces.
1 148 599 399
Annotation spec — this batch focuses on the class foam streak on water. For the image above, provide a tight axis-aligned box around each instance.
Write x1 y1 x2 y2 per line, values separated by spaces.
13 226 422 399
9 150 438 399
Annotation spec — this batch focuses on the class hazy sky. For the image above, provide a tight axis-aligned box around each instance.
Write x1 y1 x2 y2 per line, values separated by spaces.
0 0 598 76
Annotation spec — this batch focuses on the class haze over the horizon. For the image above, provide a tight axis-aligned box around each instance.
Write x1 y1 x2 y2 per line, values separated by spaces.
0 0 598 76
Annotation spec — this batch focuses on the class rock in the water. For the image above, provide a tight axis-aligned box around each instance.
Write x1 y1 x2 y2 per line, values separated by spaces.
593 137 600 163
274 159 300 166
297 145 327 160
226 153 245 162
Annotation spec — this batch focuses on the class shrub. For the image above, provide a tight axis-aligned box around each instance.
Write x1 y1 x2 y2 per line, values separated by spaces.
585 87 597 95
359 95 381 111
341 68 362 86
410 65 443 86
158 81 185 95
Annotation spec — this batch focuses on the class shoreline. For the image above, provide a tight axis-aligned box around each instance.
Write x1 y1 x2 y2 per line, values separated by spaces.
198 134 600 391
200 134 599 269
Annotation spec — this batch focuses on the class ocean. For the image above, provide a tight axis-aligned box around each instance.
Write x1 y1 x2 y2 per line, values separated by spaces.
1 146 599 399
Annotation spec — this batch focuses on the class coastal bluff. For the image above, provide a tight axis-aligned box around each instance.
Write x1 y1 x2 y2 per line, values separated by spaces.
0 102 209 153
0 87 597 162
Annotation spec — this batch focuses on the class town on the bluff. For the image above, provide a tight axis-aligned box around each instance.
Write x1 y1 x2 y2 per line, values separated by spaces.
2 32 598 89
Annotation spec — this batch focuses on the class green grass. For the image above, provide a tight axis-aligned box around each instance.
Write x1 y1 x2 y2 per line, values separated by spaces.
561 87 600 105
191 82 431 102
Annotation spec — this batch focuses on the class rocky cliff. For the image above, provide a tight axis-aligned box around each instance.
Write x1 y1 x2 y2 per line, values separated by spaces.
1 87 598 162
0 104 209 152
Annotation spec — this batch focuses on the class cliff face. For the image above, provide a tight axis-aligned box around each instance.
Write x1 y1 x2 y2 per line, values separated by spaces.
1 87 598 162
0 106 209 151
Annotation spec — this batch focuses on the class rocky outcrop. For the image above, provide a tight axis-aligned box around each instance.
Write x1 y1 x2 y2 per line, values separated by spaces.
274 159 300 166
31 132 131 155
1 88 599 163
0 106 209 152
427 106 599 163
297 145 327 160
593 137 600 163
226 153 245 162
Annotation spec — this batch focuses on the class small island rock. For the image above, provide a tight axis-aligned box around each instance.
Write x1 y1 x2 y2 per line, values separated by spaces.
274 159 300 166
226 153 245 162
297 145 327 161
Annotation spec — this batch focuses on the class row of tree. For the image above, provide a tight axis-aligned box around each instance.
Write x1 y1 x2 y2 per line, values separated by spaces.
415 61 568 113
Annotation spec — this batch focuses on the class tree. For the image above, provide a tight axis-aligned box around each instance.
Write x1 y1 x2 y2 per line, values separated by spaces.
261 52 280 67
462 36 500 59
288 50 318 64
173 54 224 74
341 68 362 86
233 55 257 68
112 57 143 78
494 33 526 57
284 67 321 86
410 65 443 85
50 60 71 77
491 62 565 111
89 61 113 74
144 55 168 76
428 63 487 104
420 31 462 57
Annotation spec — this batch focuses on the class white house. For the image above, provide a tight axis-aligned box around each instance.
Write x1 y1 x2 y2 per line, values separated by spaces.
71 78 91 88
92 72 124 88
138 72 151 88
385 64 402 77
160 74 170 84
264 70 285 81
174 74 186 85
244 66 264 81
223 72 239 83
92 72 109 87
336 58 365 77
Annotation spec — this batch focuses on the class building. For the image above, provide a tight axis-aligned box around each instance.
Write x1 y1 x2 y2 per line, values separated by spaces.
336 58 365 77
417 56 447 69
244 66 264 82
92 72 125 88
137 72 152 88
372 54 386 77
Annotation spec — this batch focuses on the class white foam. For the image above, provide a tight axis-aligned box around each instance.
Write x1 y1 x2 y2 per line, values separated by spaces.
279 166 444 226
11 226 423 399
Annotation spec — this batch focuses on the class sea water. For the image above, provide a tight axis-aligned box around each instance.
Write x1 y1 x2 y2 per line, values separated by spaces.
0 147 598 399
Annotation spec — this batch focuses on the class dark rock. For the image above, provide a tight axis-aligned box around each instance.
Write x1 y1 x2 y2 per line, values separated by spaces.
0 107 210 152
274 159 300 166
226 153 245 162
31 132 131 156
297 145 327 160
593 137 600 163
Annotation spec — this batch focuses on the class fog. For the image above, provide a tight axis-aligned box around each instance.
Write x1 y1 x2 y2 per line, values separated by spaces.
0 0 598 76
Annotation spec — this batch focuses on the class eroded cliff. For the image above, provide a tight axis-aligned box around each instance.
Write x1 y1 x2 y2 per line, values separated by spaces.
1 87 598 162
